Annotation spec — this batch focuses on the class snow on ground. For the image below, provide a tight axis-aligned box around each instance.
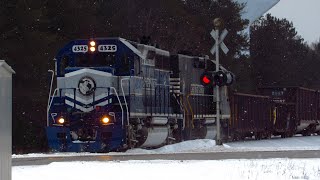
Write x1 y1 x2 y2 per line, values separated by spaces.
224 135 320 151
127 136 320 154
12 136 320 158
13 159 320 180
125 139 217 154
12 136 320 179
12 139 219 158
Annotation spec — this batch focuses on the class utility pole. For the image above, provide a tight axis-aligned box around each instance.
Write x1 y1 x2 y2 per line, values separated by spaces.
210 18 229 145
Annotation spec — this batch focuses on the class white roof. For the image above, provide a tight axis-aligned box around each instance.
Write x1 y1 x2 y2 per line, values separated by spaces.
0 60 15 74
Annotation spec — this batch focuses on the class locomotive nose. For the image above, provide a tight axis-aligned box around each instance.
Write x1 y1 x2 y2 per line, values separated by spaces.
62 68 115 113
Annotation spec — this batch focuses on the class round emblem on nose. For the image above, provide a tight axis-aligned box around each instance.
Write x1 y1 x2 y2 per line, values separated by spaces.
78 76 96 96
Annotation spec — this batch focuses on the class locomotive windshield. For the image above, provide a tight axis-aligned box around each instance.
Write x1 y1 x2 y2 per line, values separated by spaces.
75 53 116 67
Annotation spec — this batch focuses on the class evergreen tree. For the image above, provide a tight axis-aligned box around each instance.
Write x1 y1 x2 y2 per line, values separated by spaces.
311 38 320 56
250 14 309 87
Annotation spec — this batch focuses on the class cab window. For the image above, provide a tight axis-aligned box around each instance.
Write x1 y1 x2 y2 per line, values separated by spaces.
75 53 115 67
118 53 130 73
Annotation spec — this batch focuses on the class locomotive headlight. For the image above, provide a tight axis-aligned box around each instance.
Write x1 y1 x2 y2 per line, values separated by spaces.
101 116 110 124
90 46 96 52
58 117 65 124
90 41 96 46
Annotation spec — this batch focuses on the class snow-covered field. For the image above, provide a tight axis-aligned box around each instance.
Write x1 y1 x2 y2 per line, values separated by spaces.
13 159 320 180
13 136 320 180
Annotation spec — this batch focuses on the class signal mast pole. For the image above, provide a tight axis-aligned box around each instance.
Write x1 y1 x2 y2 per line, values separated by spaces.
211 18 227 145
214 23 221 145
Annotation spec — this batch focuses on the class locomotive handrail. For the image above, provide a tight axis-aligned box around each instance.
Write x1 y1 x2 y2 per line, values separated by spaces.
187 93 216 128
109 86 125 127
172 92 183 111
82 86 125 126
180 95 187 130
186 94 195 128
120 78 130 127
187 93 216 97
233 92 270 98
47 70 55 126
47 70 54 108
47 88 58 127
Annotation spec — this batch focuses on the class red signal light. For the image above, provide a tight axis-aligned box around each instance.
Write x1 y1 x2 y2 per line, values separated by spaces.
202 75 211 84
200 72 213 86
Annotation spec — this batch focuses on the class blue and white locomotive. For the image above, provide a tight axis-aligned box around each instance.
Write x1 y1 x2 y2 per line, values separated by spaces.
46 37 231 152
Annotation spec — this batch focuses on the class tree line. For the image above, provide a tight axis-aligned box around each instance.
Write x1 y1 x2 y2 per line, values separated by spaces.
251 14 320 88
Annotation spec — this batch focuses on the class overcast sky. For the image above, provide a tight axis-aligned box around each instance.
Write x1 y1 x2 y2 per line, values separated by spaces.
267 0 320 44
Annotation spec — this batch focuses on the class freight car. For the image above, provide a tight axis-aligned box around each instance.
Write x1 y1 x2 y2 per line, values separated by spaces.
225 87 320 141
228 93 273 140
226 92 297 140
259 87 320 136
46 37 233 152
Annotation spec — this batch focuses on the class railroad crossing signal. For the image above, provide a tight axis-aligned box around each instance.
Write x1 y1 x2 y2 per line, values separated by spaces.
210 18 229 146
210 29 229 55
200 71 234 87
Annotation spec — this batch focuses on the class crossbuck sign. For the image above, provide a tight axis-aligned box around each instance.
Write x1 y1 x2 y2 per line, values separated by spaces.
210 29 229 55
